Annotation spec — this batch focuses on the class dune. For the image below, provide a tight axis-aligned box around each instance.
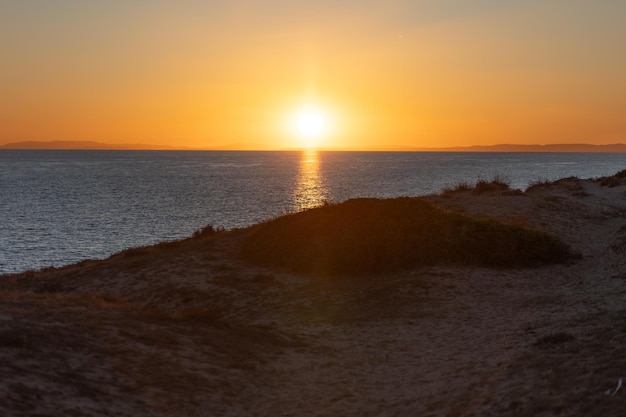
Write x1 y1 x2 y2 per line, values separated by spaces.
241 197 575 274
1 171 626 416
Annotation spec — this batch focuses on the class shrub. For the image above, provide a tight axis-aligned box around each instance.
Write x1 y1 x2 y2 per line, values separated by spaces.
474 176 511 194
443 180 473 194
241 197 575 275
443 176 515 195
193 224 218 239
613 169 626 179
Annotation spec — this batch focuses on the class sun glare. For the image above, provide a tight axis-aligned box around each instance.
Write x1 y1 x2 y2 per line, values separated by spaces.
297 112 325 138
287 103 335 149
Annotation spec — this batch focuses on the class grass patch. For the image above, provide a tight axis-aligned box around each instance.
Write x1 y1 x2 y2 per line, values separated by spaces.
525 177 554 192
597 168 626 187
474 175 511 194
443 175 519 195
443 180 473 194
192 224 223 239
526 177 589 197
614 168 626 179
118 240 182 259
241 197 576 275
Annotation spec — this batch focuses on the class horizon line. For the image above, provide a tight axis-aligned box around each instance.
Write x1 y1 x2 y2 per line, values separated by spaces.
2 140 626 152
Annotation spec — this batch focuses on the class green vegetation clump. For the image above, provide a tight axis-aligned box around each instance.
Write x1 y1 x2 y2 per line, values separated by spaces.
241 197 575 275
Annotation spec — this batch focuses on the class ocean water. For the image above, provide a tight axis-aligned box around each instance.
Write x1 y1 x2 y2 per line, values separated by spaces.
2 150 626 274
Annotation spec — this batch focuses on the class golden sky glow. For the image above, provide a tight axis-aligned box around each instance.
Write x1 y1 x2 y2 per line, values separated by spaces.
1 1 625 150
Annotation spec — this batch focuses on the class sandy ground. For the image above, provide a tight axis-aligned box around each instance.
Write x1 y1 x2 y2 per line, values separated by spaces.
1 176 626 416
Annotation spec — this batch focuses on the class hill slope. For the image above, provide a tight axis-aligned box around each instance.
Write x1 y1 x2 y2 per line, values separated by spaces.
2 173 626 416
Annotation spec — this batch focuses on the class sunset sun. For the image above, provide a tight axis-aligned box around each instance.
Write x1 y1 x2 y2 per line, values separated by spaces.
289 106 332 148
297 111 325 138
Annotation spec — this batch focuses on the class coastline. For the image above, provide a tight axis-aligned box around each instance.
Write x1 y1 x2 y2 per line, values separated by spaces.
4 151 626 275
2 173 626 415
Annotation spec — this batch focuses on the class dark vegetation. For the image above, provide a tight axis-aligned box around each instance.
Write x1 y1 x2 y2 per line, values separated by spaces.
444 176 522 195
466 170 626 193
526 177 590 197
527 168 626 190
597 168 626 187
192 224 222 239
443 180 473 193
241 197 575 275
525 178 554 192
111 224 223 262
474 176 513 194
526 176 575 190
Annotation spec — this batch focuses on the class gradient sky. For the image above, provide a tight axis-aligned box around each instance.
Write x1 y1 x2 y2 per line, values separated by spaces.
1 0 625 149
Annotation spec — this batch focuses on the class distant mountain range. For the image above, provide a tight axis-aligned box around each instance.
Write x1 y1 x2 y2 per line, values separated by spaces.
0 140 272 151
2 140 626 152
0 140 195 150
408 143 626 152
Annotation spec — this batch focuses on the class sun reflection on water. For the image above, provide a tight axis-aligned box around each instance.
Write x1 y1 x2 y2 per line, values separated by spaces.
291 150 329 212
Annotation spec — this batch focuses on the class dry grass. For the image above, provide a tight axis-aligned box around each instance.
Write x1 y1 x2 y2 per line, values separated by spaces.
443 180 473 194
525 177 554 192
443 176 521 195
597 168 626 187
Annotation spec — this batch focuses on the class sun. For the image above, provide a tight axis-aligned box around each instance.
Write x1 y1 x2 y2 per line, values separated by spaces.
287 104 334 148
297 111 325 138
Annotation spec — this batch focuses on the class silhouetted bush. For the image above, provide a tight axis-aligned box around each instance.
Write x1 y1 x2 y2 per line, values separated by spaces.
443 180 472 194
193 224 218 239
474 176 511 194
613 169 626 179
241 197 576 275
443 176 518 195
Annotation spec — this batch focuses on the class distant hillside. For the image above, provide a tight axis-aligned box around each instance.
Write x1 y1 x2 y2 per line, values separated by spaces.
309 143 626 152
410 143 626 152
0 140 191 150
0 140 281 151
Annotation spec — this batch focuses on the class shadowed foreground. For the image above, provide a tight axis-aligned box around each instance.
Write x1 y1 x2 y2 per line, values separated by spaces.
242 197 575 274
1 173 626 416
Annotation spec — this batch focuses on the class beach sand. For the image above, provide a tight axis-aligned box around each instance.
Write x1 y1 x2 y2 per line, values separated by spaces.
1 176 626 416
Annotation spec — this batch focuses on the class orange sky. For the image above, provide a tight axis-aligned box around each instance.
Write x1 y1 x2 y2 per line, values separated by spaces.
1 1 625 150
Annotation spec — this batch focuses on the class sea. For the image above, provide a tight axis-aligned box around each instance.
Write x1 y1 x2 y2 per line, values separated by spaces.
2 149 626 274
